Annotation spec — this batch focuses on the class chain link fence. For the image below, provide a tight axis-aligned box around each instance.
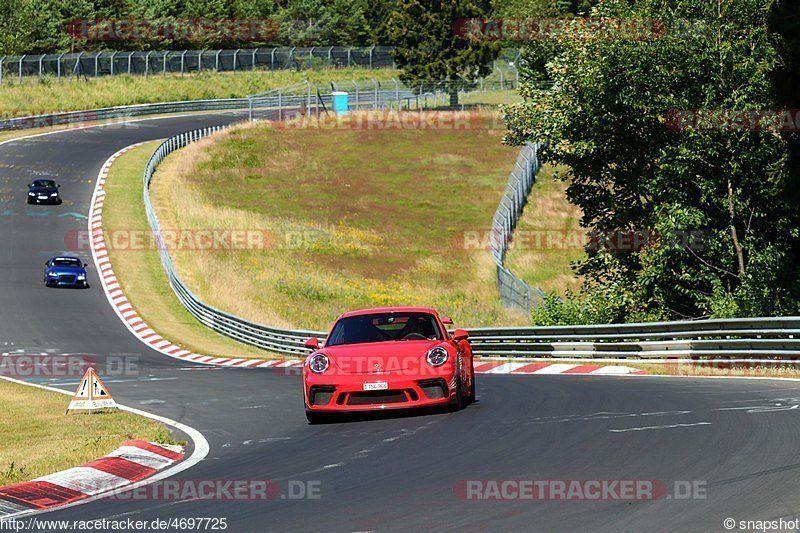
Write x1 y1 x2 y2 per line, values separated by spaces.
490 143 547 315
0 46 396 83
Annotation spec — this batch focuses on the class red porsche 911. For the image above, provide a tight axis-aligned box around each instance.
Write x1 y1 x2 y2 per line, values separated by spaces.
303 307 475 423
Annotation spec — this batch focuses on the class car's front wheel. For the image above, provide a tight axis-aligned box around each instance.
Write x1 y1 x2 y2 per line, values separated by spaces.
305 408 334 424
469 366 476 403
451 375 467 411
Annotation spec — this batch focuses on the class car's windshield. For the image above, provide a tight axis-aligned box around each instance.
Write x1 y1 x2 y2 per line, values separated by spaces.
52 258 81 268
32 179 56 188
326 312 443 346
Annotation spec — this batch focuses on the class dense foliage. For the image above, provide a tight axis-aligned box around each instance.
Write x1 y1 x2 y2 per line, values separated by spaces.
508 0 800 323
0 0 398 53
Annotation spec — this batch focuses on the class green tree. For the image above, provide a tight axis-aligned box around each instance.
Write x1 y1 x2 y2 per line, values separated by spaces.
387 0 496 106
505 0 800 322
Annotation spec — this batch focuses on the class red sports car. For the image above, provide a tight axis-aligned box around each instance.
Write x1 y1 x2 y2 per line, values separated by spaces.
303 307 475 423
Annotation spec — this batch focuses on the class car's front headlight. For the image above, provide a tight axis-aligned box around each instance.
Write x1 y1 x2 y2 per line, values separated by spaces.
308 353 330 374
426 347 448 367
50 192 58 196
48 272 58 277
28 192 34 196
77 274 86 280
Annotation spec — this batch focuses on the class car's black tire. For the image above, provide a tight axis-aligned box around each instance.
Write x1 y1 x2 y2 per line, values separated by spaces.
451 375 467 411
305 409 332 424
469 366 476 403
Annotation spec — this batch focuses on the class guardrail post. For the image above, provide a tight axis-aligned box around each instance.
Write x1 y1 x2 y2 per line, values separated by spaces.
180 50 186 76
163 51 168 75
309 46 314 68
110 52 117 76
145 51 152 77
278 90 282 121
368 46 375 69
94 53 99 76
127 52 132 75
233 49 240 71
215 49 221 71
288 47 295 69
252 48 258 70
248 97 253 122
393 78 399 102
39 54 44 77
347 47 352 68
270 48 276 70
18 55 25 82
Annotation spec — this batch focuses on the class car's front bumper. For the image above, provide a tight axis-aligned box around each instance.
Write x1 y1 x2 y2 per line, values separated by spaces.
304 370 457 412
46 277 87 287
29 196 59 204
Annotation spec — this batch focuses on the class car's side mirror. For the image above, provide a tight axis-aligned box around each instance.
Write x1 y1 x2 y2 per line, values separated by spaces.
441 316 453 325
27 184 32 188
304 337 320 350
57 184 61 188
452 329 469 342
83 263 88 268
44 261 49 267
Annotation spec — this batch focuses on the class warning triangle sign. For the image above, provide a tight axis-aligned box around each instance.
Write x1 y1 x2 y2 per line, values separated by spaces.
67 367 118 412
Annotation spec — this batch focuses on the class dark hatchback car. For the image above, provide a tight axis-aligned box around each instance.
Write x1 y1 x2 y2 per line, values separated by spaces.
27 179 61 204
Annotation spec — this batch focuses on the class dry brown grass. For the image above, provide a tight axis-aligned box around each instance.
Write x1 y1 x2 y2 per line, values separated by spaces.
151 118 568 330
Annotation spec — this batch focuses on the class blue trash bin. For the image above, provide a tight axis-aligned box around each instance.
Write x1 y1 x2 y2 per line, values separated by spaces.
331 91 349 116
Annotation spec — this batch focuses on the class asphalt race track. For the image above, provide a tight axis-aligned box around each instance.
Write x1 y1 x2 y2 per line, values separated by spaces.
2 115 800 532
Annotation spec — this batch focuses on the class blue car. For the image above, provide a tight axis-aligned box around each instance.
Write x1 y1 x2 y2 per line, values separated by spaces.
44 256 89 288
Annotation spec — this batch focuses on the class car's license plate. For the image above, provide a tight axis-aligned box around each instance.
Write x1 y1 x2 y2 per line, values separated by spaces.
38 196 48 200
363 381 388 391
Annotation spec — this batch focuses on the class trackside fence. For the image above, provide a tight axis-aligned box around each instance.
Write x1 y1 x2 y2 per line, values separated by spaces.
0 47 397 83
141 129 800 359
490 143 547 314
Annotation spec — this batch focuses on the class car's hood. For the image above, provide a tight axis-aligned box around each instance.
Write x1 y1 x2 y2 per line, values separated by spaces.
47 266 85 275
30 187 58 194
321 340 445 374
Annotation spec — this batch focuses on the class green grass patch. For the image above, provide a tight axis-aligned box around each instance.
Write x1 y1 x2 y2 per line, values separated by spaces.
504 165 585 296
102 142 280 359
0 69 399 116
149 118 581 331
0 379 178 485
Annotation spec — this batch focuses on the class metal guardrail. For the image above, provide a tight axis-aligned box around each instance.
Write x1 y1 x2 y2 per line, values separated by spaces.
142 86 420 354
0 47 397 83
143 126 327 355
0 98 250 132
130 87 800 360
490 143 547 315
464 317 800 359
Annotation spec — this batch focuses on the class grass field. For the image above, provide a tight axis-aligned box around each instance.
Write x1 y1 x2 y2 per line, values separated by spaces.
0 68 398 116
0 379 178 485
504 166 585 296
102 142 279 359
146 116 580 331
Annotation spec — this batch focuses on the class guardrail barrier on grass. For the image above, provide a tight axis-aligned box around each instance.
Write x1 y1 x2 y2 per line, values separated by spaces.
139 98 800 359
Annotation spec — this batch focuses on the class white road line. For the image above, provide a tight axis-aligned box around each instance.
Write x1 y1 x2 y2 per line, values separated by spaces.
609 422 712 433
